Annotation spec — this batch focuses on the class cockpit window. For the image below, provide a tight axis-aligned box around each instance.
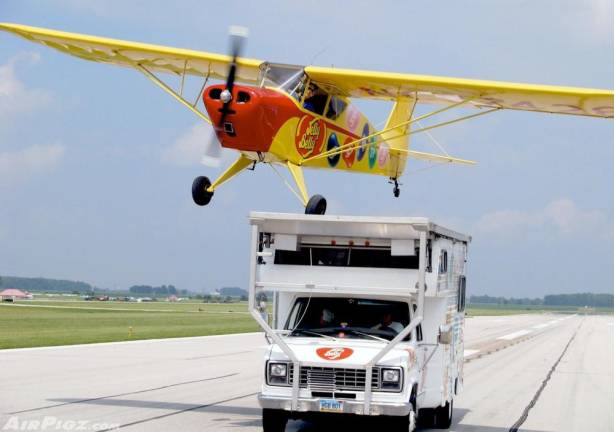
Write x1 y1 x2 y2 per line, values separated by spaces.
260 63 304 88
303 83 329 115
326 96 347 120
279 71 307 101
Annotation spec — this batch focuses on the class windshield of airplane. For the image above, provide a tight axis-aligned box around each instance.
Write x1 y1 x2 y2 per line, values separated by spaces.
285 297 410 341
261 63 305 98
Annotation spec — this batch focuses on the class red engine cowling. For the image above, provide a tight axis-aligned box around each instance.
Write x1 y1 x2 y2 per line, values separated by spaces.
203 84 298 153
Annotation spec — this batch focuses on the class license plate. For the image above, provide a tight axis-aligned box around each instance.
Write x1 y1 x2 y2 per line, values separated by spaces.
319 399 343 413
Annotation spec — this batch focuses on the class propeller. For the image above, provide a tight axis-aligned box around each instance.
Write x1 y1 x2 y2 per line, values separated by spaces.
201 25 248 168
218 25 249 128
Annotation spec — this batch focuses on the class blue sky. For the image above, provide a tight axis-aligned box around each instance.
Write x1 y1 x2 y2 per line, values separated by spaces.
1 0 614 297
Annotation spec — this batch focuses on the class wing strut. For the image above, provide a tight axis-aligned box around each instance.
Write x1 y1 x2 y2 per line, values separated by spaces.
136 64 212 125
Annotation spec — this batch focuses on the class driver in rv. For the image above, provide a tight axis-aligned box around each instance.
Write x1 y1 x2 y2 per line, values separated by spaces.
372 312 404 334
319 308 334 327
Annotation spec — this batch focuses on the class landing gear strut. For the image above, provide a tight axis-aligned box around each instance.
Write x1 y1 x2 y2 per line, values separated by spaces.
305 194 327 215
192 176 214 206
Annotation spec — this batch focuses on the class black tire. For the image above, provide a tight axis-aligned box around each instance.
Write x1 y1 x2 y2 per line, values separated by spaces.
434 400 453 429
262 408 287 432
191 176 214 206
305 194 327 215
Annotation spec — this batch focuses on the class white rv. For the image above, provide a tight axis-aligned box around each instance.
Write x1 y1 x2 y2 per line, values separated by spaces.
248 212 470 431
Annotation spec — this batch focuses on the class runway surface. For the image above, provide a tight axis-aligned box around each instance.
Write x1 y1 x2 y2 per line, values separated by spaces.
1 313 613 431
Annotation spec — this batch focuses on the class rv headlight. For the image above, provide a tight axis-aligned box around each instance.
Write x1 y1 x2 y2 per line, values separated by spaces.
270 363 288 378
267 362 290 386
382 368 400 383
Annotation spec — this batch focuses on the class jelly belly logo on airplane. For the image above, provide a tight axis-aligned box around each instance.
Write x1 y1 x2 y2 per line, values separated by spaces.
295 115 326 158
316 347 354 361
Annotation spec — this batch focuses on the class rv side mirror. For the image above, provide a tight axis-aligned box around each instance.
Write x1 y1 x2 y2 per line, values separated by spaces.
438 325 453 345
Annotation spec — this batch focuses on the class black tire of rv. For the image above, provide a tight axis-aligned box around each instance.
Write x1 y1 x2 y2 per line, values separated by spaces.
434 400 453 428
262 408 288 432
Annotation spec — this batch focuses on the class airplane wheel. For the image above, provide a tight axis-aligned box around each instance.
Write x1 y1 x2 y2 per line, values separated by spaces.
192 176 214 206
305 194 327 215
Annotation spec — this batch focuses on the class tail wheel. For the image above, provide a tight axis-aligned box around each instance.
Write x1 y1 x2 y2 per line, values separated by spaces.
305 194 327 215
192 176 214 206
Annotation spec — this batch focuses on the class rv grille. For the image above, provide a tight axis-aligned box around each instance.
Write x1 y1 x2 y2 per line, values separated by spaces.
288 366 380 392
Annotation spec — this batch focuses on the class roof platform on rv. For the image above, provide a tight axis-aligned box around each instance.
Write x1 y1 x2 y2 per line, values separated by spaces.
249 212 471 243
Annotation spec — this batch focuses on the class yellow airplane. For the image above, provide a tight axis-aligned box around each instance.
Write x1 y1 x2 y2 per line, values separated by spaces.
3 23 614 214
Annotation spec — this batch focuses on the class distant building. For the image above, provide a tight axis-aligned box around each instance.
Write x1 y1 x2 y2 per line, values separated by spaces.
0 288 32 301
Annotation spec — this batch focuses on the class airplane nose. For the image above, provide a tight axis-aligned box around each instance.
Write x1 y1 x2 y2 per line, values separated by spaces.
202 84 298 154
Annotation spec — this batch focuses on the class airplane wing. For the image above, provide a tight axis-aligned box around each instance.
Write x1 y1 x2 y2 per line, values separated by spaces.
305 66 614 118
0 23 264 83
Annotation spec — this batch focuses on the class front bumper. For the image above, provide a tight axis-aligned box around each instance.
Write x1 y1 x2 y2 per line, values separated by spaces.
258 394 411 417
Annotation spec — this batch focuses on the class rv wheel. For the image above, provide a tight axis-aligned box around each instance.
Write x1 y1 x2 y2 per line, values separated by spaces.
262 408 288 432
434 400 453 429
305 194 327 215
192 176 214 206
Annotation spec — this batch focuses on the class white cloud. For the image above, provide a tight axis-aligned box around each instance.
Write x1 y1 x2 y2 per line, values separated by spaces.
161 123 232 167
476 198 614 238
0 144 66 188
0 52 52 118
583 0 614 41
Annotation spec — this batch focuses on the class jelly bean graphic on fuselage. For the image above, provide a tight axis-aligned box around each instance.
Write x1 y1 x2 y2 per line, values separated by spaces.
342 136 356 167
327 133 340 167
357 123 368 161
368 136 377 169
378 142 390 167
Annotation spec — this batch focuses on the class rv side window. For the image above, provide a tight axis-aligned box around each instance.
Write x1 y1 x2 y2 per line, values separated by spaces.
458 276 466 312
275 245 420 269
439 250 448 274
286 298 306 329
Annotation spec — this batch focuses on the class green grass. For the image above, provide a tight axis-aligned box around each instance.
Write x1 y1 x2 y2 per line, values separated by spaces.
14 299 251 313
0 301 259 349
3 299 611 350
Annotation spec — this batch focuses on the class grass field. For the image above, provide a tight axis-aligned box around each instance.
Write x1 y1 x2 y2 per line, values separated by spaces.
0 299 259 349
1 299 611 349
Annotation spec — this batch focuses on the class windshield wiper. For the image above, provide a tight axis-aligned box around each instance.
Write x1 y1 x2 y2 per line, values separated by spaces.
290 329 337 340
344 329 388 342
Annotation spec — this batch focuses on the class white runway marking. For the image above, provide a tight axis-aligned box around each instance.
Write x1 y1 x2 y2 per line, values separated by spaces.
497 329 533 340
532 320 557 329
464 349 480 357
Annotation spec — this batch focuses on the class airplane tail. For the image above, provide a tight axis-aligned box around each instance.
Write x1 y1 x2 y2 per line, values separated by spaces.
380 99 414 178
381 99 476 177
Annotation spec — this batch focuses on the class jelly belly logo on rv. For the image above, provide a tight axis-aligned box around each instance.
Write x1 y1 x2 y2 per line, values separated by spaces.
316 347 354 361
295 115 326 158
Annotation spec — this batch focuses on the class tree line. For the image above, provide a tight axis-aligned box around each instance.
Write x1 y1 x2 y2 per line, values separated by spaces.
128 285 188 296
0 275 92 293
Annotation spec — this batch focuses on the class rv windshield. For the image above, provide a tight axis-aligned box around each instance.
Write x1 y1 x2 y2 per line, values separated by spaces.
285 297 410 341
